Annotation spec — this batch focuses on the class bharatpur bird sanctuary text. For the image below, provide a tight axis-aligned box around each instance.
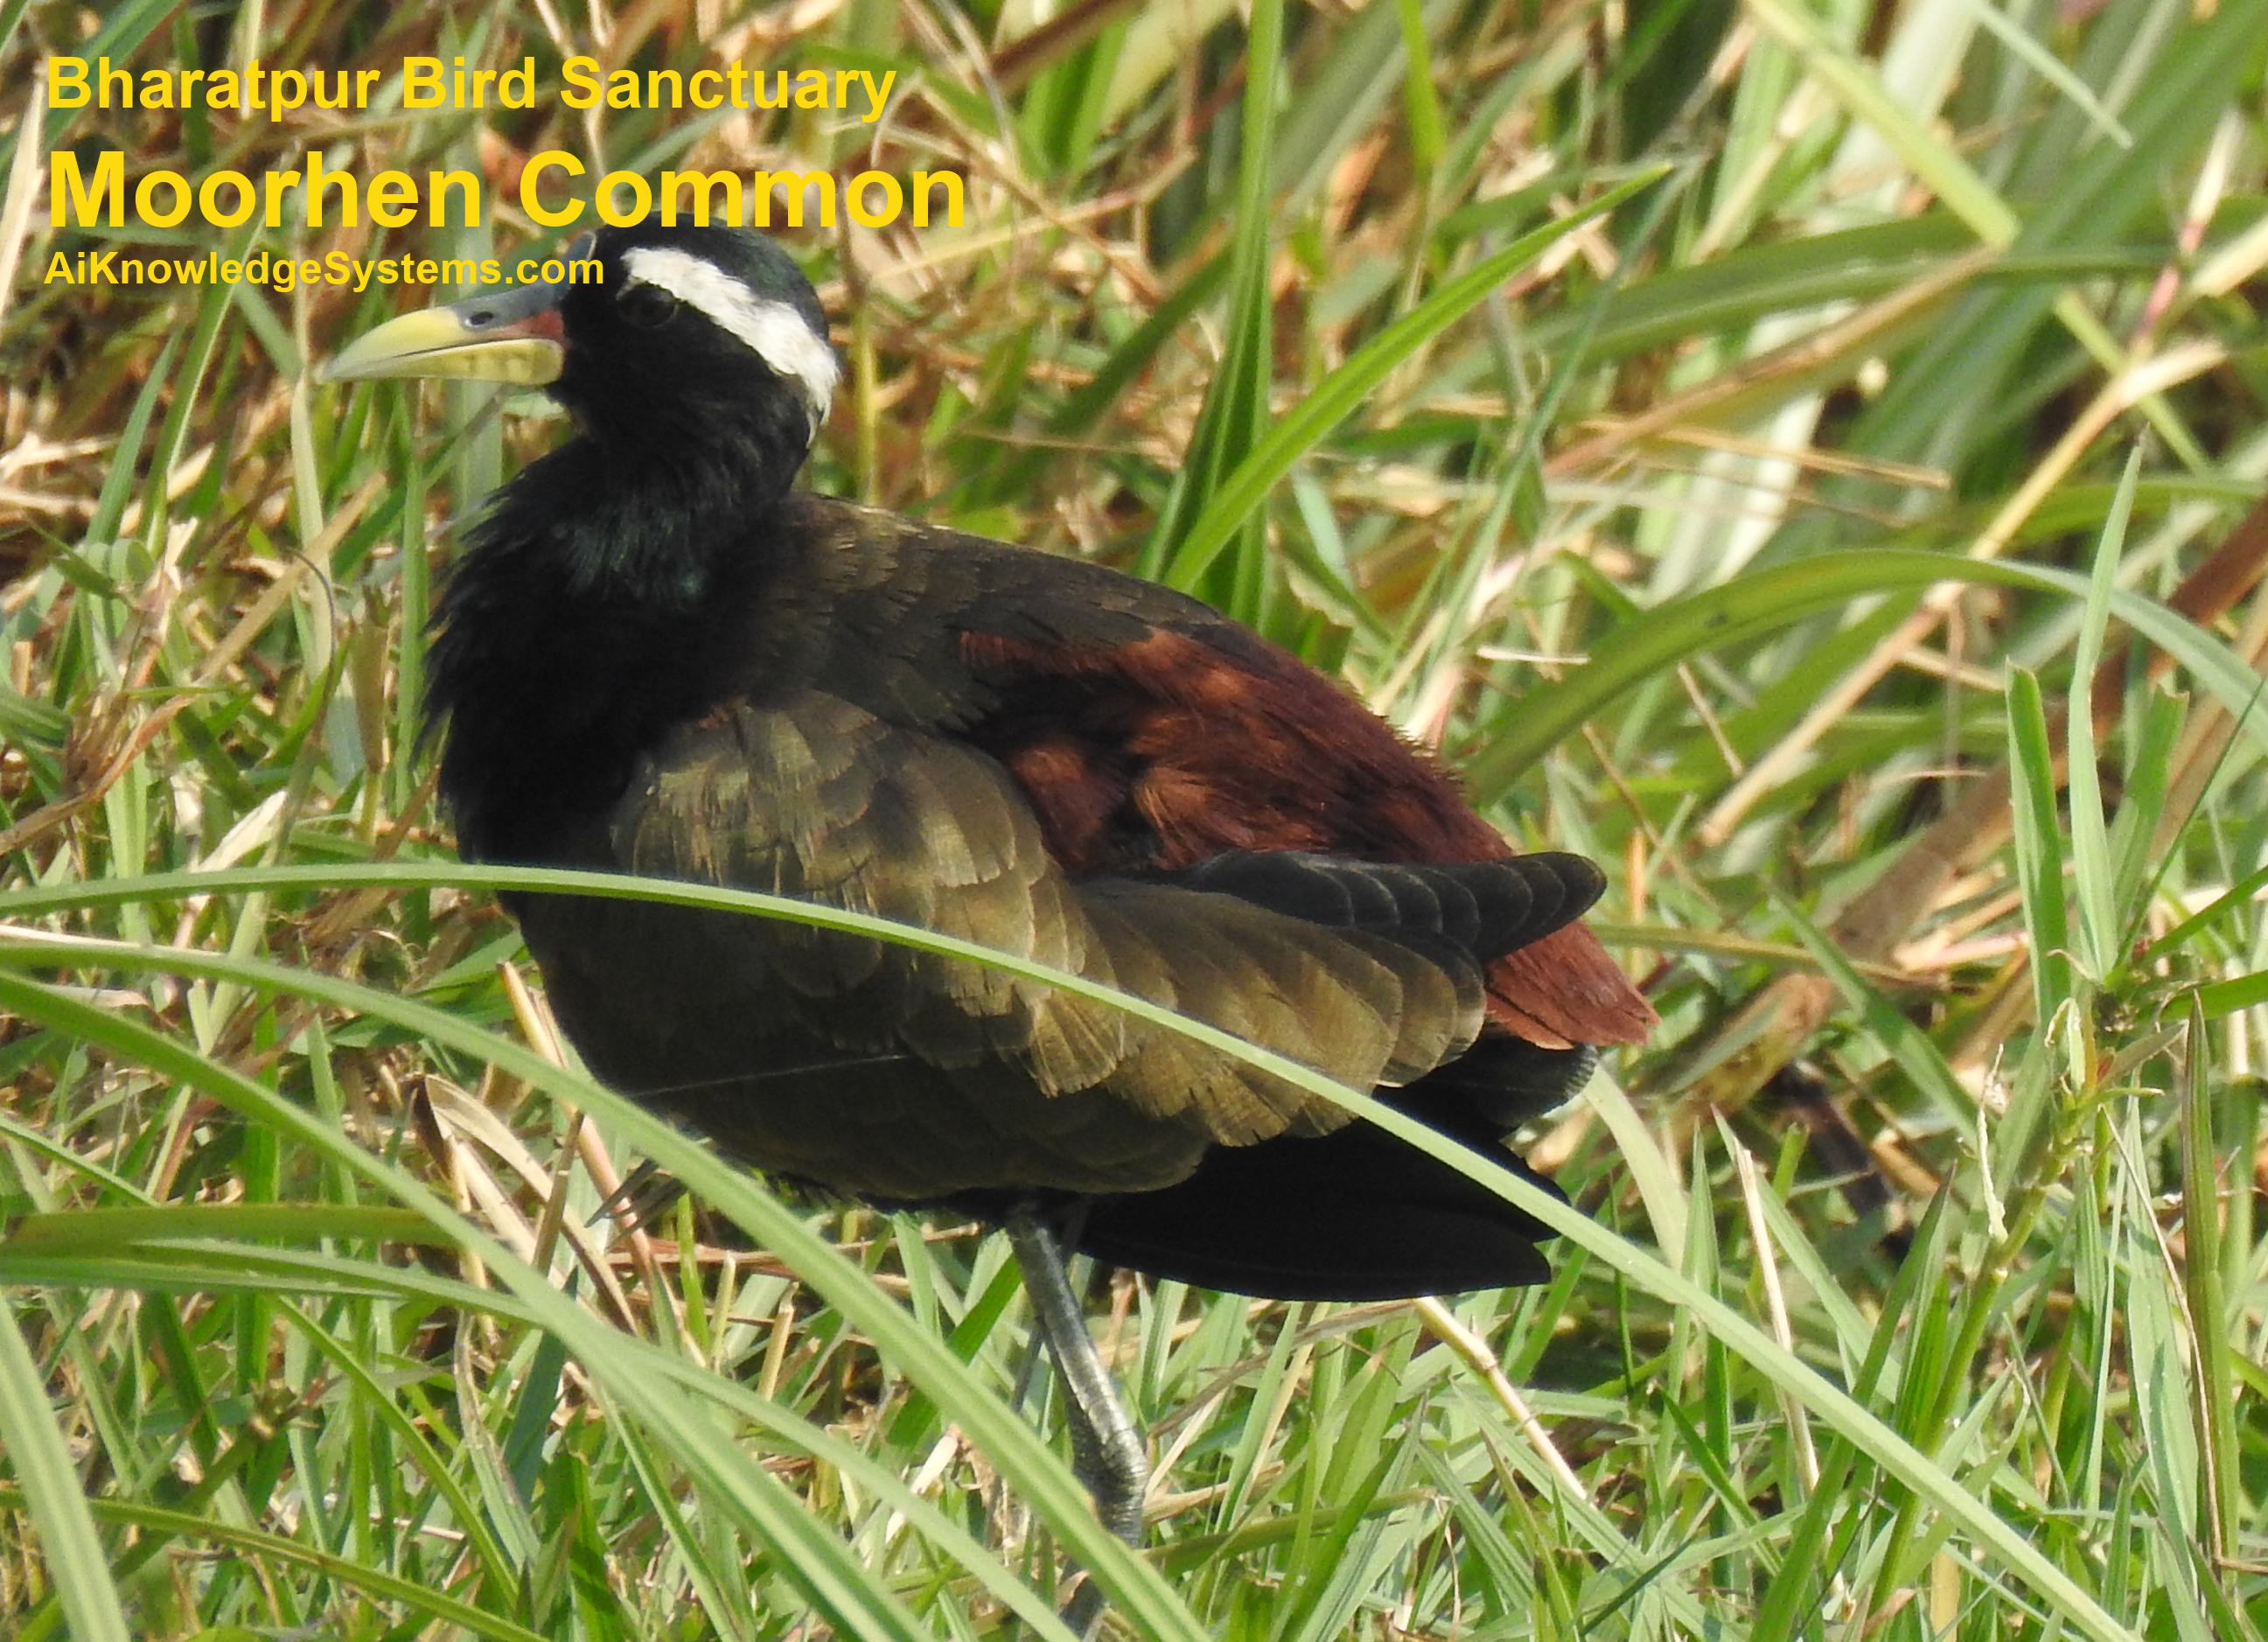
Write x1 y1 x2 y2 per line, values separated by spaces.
44 54 964 262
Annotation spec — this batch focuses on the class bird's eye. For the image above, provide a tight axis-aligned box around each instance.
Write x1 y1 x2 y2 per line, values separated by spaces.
620 282 680 329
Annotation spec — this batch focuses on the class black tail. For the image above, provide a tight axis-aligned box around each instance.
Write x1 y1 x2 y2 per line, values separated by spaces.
1071 1039 1594 1300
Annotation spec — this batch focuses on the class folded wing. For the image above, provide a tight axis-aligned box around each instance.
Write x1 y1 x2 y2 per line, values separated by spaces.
512 688 1605 1204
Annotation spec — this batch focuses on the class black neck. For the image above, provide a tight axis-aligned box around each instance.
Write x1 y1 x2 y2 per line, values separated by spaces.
506 424 798 601
424 434 792 863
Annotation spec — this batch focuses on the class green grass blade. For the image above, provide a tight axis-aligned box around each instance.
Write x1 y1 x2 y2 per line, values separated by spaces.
1156 171 1664 593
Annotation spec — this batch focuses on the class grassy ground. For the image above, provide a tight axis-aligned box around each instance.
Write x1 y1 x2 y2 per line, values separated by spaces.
4 0 2268 1636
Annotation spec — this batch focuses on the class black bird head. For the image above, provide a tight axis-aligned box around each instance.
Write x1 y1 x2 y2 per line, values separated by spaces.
327 227 846 845
326 223 836 494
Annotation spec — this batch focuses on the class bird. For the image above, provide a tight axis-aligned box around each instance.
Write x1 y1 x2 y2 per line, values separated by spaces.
324 221 1653 1625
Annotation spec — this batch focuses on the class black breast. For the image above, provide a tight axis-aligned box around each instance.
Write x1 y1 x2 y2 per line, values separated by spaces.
425 458 799 865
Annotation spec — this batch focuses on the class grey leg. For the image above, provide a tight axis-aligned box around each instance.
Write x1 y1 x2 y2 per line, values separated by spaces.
1006 1211 1149 1635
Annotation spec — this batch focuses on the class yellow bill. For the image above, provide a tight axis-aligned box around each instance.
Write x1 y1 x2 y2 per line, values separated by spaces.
323 283 567 386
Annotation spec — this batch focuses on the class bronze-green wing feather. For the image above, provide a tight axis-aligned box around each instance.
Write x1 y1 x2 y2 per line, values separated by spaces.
511 688 1598 1205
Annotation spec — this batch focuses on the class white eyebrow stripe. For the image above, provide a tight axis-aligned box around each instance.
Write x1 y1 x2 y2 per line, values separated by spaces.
621 245 840 421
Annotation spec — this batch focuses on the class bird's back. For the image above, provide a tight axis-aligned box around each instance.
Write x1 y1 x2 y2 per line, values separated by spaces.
438 490 1651 1297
